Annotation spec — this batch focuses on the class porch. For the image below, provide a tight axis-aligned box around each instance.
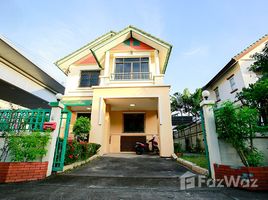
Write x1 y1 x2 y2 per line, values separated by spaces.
89 86 174 157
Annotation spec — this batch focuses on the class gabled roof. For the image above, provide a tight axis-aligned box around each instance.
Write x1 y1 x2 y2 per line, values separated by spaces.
55 31 116 73
55 25 172 74
90 25 172 73
203 34 268 89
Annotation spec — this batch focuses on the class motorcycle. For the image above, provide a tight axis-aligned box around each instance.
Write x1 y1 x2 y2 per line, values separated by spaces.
134 136 159 155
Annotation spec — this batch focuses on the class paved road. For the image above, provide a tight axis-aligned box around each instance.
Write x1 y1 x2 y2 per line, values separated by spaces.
0 154 267 199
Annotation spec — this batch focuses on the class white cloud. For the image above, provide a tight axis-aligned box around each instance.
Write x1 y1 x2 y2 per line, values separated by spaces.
182 46 209 57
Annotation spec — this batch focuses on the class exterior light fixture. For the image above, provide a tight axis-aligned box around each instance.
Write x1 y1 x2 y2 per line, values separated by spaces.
86 107 91 110
202 90 210 100
55 93 63 102
129 103 136 107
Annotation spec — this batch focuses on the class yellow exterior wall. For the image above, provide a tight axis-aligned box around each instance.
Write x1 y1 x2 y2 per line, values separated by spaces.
109 110 158 153
89 85 174 157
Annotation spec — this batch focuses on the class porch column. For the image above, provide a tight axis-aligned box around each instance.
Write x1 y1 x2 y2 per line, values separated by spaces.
89 96 106 155
45 101 64 176
158 95 174 157
200 96 221 179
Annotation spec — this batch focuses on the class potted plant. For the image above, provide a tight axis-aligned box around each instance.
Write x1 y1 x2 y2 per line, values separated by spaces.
73 117 91 142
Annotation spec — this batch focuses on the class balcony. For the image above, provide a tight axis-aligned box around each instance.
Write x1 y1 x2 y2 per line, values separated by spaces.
110 72 152 81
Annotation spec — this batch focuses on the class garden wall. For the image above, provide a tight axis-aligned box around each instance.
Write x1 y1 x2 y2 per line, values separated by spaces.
0 162 48 183
214 164 268 191
218 137 268 166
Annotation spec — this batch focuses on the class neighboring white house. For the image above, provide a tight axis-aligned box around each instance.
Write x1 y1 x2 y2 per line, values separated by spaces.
0 35 65 109
203 34 268 103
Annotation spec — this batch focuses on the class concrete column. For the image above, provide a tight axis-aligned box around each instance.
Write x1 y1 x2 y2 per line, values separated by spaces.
89 95 106 155
200 100 221 179
44 102 64 176
158 95 174 157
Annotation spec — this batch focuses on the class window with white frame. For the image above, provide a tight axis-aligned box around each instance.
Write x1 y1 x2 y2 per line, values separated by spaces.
214 87 220 101
229 76 236 91
79 71 100 87
113 57 150 80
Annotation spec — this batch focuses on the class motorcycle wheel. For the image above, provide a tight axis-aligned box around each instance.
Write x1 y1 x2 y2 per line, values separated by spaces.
135 147 144 155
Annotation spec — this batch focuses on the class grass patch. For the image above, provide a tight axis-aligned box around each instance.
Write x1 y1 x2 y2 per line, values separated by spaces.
181 155 208 169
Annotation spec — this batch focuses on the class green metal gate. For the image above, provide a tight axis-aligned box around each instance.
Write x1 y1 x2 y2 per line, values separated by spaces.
52 110 71 172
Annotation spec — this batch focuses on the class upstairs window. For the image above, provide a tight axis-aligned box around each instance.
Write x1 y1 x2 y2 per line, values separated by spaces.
229 76 236 91
114 57 150 80
214 87 220 102
79 71 100 87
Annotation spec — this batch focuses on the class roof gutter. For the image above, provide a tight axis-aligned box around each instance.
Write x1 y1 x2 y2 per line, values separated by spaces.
202 58 237 90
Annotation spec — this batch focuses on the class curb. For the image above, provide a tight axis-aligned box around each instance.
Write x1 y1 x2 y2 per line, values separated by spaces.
59 154 99 173
177 157 209 176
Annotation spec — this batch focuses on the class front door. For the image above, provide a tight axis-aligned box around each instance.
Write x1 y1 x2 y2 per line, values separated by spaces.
120 113 145 152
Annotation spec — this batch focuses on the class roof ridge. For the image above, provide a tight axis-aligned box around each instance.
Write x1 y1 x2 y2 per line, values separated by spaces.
127 25 172 47
233 33 268 60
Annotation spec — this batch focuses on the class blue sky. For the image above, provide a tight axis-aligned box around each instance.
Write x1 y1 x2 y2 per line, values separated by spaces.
0 0 267 93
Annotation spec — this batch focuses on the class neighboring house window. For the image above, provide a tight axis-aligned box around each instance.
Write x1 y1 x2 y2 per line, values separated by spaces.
214 88 220 101
114 57 150 80
79 71 100 87
123 113 145 133
229 76 236 91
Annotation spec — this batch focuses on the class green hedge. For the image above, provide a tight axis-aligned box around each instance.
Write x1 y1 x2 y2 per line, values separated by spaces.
65 140 100 165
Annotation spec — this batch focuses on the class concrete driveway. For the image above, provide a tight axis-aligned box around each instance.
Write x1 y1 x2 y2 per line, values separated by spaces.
0 154 268 200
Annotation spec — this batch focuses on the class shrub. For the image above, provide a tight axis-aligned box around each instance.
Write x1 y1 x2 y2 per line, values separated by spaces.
73 117 91 141
215 101 264 166
65 140 100 165
245 148 264 167
174 143 182 153
7 131 50 162
195 137 204 153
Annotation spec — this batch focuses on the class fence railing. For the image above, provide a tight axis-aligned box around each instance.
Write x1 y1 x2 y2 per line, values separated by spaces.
0 109 51 132
110 72 152 81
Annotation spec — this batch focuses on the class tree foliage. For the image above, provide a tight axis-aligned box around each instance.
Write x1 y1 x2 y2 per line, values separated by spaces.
73 117 91 141
171 88 202 118
237 43 268 125
250 42 268 78
215 101 263 167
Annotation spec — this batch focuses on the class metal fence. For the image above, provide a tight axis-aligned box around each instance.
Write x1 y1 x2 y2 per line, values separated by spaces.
0 109 51 132
110 72 152 80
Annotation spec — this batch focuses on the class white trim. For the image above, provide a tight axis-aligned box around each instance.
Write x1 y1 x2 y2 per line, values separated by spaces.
92 85 170 89
154 50 160 75
104 51 110 76
113 52 151 57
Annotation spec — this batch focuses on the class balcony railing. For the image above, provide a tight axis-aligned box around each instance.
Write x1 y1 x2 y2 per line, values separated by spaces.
111 72 152 81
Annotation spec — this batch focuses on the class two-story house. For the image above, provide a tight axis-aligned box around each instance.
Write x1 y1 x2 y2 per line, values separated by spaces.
203 34 268 103
55 26 174 157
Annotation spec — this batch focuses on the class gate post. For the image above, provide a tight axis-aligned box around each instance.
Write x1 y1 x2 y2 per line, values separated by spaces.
45 101 64 176
200 91 221 179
